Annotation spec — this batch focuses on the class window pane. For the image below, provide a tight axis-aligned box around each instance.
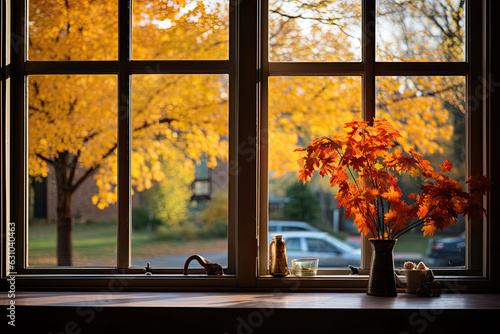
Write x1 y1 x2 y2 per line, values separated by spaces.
269 0 361 62
268 76 361 268
306 238 337 253
132 0 229 60
376 0 465 62
28 0 118 60
286 238 301 251
376 76 466 267
282 226 307 231
131 74 229 268
28 75 118 267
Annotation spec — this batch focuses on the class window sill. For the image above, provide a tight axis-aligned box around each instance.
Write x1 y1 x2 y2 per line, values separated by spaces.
3 291 499 333
3 274 238 289
3 273 495 290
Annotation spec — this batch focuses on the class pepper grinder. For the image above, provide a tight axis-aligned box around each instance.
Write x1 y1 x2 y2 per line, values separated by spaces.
269 235 289 276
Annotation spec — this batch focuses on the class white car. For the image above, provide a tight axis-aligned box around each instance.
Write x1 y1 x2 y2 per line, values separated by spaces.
269 231 361 268
268 220 320 233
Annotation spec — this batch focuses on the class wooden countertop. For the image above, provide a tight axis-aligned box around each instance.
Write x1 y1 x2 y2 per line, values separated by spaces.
3 292 499 333
3 291 500 309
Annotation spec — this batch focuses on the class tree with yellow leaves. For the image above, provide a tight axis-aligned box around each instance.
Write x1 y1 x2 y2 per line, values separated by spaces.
28 0 229 265
28 0 466 265
269 0 465 177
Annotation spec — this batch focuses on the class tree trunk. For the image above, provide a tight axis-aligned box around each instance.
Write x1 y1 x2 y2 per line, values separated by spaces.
54 152 74 266
56 187 73 266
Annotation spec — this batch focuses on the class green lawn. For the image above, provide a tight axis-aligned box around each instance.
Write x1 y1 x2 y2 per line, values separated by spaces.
28 220 431 266
393 234 431 256
334 231 431 256
28 220 117 266
28 220 227 266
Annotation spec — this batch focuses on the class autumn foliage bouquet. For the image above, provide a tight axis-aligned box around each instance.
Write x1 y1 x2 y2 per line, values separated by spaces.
296 118 491 240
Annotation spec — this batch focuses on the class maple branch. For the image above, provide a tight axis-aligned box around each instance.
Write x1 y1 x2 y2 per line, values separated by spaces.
67 154 79 188
334 147 379 237
354 201 377 239
337 149 360 190
71 144 117 193
269 17 292 41
392 217 426 239
377 83 463 107
386 199 392 238
36 153 54 165
269 8 358 40
133 117 177 133
378 197 386 239
392 204 442 239
360 149 386 237
393 213 458 240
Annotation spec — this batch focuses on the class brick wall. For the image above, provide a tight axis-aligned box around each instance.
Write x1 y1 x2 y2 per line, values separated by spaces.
46 166 117 222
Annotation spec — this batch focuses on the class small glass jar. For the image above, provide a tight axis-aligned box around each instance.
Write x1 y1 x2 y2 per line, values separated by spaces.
269 235 289 276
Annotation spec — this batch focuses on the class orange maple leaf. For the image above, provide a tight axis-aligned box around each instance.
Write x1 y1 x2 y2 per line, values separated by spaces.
421 224 436 237
382 186 402 204
296 118 491 240
440 160 453 173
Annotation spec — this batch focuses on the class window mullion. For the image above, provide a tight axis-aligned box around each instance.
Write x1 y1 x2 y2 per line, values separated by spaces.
269 62 364 76
236 0 259 287
360 0 377 271
374 62 469 76
11 0 26 272
258 0 269 277
466 0 484 275
24 61 120 74
1 0 9 278
362 0 376 122
117 0 132 270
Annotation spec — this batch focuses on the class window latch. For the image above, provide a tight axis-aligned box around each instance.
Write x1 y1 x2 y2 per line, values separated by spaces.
349 265 359 275
183 254 224 275
143 262 153 275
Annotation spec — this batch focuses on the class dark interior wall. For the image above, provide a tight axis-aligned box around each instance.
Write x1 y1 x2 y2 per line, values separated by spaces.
6 306 498 334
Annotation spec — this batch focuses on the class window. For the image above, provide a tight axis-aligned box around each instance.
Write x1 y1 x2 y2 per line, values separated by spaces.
282 226 308 232
7 0 235 279
285 238 301 252
1 0 495 289
259 0 490 281
306 239 339 254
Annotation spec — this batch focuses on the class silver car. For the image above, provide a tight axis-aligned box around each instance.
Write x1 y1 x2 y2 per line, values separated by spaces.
268 220 320 232
269 231 361 267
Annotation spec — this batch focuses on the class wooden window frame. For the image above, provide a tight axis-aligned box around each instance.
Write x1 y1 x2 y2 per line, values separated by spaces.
5 0 241 281
1 0 497 291
257 0 491 284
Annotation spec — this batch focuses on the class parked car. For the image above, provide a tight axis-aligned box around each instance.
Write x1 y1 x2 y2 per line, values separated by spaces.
269 220 320 233
344 235 362 249
269 231 361 267
426 235 465 267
